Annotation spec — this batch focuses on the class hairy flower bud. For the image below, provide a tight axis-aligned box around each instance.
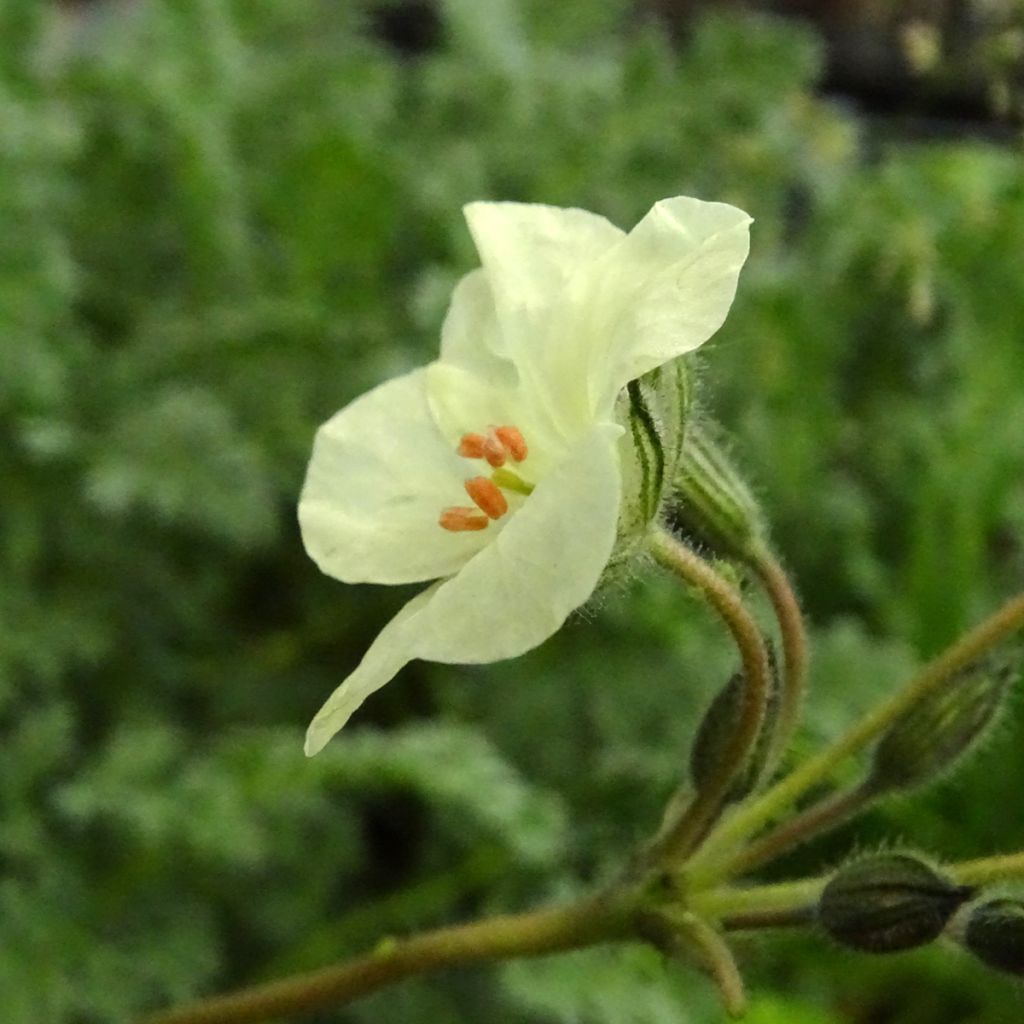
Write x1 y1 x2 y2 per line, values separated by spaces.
667 420 767 561
962 898 1024 976
690 642 780 802
818 853 972 953
866 653 1017 795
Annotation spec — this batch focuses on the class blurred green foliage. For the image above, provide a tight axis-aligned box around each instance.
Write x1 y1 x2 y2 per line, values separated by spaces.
2 0 1023 1021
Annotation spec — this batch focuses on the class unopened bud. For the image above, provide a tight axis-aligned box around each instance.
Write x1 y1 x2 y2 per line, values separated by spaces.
668 421 767 561
818 853 972 953
962 898 1024 976
690 642 780 803
867 653 1017 794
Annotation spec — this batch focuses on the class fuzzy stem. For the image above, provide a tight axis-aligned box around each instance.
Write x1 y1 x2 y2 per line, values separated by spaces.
648 528 770 862
748 545 808 768
722 780 877 878
688 592 1024 885
141 897 632 1024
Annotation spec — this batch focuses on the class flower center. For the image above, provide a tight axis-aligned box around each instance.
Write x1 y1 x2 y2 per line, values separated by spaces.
438 425 535 532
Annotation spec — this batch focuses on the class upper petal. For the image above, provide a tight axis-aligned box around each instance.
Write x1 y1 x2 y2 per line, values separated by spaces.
592 197 751 408
304 421 623 755
463 202 626 437
298 368 490 585
463 201 625 318
438 268 517 386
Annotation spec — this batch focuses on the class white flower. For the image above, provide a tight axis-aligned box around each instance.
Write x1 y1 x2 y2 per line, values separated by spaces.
299 197 751 755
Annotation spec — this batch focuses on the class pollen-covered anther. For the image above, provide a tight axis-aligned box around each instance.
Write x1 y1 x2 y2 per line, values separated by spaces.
464 476 508 519
495 426 528 462
457 433 487 460
456 425 528 467
439 507 490 532
481 431 507 468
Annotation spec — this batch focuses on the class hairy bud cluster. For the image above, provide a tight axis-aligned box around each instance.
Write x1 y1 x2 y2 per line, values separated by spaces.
818 853 973 954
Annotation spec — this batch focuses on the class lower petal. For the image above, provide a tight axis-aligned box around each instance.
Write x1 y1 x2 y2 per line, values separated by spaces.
304 422 623 755
299 368 489 586
304 585 439 756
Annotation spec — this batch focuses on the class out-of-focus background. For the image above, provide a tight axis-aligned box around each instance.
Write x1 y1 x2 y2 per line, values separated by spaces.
3 1 1024 1021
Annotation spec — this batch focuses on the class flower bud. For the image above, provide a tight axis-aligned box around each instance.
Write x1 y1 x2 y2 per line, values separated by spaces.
690 642 780 803
818 853 972 953
866 653 1017 795
962 898 1024 976
667 420 767 561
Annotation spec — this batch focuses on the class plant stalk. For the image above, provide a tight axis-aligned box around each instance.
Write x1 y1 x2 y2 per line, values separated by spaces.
688 592 1024 885
648 528 770 863
141 897 632 1024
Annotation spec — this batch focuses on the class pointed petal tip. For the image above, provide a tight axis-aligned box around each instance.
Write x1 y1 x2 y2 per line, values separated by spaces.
304 723 331 758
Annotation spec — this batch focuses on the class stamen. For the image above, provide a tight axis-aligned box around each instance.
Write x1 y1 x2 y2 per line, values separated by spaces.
482 431 507 468
457 433 487 459
491 467 535 496
464 476 508 519
439 507 489 532
495 426 528 462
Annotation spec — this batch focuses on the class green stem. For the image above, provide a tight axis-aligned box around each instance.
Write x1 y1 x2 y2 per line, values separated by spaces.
722 906 816 931
692 877 826 923
953 851 1024 888
648 528 770 863
722 780 877 878
749 545 808 769
141 897 632 1024
688 592 1024 885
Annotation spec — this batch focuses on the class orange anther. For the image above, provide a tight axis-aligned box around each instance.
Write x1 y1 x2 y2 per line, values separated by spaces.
464 476 508 520
482 431 507 468
457 433 487 459
495 426 528 462
439 507 489 532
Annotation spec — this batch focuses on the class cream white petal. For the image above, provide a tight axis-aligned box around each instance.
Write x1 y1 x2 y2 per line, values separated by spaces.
425 362 566 481
303 421 623 755
303 584 441 756
592 197 751 410
298 368 489 586
463 202 626 437
463 201 624 319
438 268 517 384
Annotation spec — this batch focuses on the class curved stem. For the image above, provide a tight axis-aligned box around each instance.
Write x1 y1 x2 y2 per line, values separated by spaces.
688 592 1024 885
749 545 808 768
648 528 770 863
141 897 632 1024
675 913 747 1018
723 780 876 878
